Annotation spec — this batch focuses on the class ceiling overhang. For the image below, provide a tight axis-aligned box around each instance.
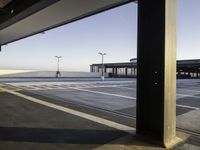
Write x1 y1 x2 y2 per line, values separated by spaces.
0 0 12 8
0 0 135 46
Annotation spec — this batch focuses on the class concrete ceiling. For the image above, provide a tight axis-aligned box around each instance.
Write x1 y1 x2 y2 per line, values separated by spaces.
0 0 12 8
0 0 134 46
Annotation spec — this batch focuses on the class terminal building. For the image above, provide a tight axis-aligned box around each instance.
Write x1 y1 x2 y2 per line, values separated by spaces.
90 58 200 78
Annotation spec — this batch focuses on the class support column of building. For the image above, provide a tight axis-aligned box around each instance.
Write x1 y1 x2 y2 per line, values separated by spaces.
137 0 181 148
90 65 93 72
135 68 137 76
113 68 116 76
125 68 128 76
112 68 115 76
133 67 135 76
188 71 191 78
131 67 133 76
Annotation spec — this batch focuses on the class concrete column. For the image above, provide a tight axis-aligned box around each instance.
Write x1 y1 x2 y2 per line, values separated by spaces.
137 0 180 148
125 68 128 76
131 68 133 76
135 68 137 76
90 65 94 72
116 68 118 76
178 70 181 75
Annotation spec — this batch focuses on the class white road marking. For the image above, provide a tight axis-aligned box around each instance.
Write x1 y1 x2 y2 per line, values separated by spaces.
114 86 135 90
7 81 136 86
2 83 199 113
177 94 200 98
176 104 199 110
7 83 136 91
0 86 135 134
69 87 136 100
178 88 200 93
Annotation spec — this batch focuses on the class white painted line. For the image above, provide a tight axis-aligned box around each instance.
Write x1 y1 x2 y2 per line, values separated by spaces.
114 86 135 90
176 104 199 110
177 94 200 98
69 87 136 100
177 88 200 93
12 84 137 91
0 86 135 134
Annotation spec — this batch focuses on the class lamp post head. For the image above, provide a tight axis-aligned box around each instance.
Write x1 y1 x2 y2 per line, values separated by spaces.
55 56 62 59
98 52 106 56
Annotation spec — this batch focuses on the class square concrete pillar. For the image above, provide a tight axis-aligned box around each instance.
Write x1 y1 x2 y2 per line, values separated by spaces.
136 0 181 148
125 68 128 76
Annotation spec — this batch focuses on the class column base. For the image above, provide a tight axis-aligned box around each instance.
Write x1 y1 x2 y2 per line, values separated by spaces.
135 134 185 149
164 136 184 149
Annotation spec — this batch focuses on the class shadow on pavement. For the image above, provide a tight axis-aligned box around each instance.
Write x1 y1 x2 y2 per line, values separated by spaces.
0 127 128 144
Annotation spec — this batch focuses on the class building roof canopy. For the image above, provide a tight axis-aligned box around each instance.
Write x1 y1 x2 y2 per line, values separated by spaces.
0 0 133 45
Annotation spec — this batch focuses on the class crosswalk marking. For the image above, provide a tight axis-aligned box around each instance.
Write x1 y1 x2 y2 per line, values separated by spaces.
0 83 199 115
6 83 134 91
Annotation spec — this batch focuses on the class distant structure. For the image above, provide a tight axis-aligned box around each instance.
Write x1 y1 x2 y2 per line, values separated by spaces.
90 59 200 79
55 56 62 78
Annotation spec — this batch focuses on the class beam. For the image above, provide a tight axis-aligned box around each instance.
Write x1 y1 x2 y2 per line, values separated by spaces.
136 0 181 148
0 0 135 45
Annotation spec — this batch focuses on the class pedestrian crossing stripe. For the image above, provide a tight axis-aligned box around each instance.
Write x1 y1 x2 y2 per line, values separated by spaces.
4 83 134 91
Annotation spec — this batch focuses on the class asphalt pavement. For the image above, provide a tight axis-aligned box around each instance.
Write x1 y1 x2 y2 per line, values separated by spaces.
0 78 199 150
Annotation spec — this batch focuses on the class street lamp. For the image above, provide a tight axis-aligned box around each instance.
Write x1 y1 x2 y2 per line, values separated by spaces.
55 56 62 78
98 52 106 80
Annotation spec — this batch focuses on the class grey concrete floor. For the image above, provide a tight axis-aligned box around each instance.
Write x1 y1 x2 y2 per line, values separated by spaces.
0 78 199 149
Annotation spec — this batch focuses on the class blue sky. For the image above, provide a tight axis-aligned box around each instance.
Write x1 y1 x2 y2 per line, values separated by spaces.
0 0 200 71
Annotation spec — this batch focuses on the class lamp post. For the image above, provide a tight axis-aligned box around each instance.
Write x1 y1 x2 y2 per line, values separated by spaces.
55 56 62 78
98 52 106 80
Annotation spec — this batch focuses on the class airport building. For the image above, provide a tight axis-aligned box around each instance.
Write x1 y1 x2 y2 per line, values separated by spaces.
90 58 200 78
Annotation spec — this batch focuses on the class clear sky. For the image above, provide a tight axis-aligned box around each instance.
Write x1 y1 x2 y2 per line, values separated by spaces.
0 0 200 72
